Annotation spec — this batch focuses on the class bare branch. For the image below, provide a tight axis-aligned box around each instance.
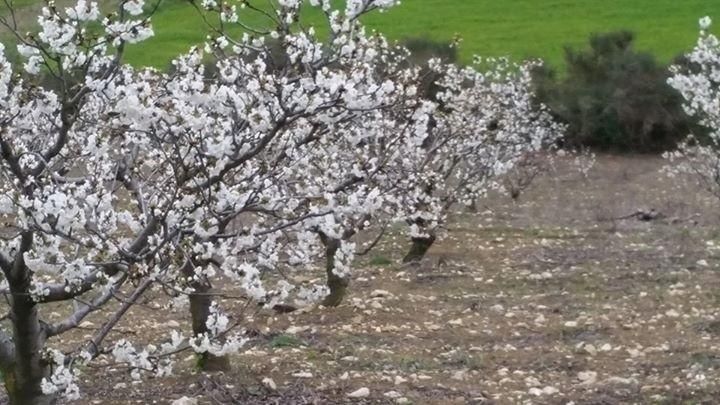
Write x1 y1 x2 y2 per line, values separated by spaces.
80 277 154 360
46 274 129 337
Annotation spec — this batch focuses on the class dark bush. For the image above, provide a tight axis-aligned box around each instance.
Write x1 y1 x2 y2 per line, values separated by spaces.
533 31 697 153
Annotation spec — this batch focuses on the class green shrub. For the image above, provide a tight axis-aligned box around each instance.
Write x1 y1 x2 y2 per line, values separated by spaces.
533 31 697 153
368 255 393 266
269 334 304 348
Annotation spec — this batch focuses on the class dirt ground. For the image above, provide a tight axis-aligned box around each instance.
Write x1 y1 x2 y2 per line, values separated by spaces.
14 154 720 404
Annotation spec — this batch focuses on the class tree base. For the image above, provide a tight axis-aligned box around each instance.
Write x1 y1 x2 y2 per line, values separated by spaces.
321 236 350 307
321 278 349 307
402 236 436 263
4 374 55 405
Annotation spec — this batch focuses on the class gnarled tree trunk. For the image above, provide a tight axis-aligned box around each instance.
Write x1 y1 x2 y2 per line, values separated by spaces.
4 293 52 405
319 236 349 307
2 233 54 404
181 260 230 372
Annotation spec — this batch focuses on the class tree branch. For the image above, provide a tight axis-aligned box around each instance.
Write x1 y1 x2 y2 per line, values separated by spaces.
80 277 153 359
46 275 129 337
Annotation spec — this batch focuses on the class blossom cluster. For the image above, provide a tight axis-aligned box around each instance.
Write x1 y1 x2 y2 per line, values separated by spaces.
401 57 564 240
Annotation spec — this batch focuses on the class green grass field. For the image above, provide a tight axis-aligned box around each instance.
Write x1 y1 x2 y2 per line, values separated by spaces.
2 0 719 69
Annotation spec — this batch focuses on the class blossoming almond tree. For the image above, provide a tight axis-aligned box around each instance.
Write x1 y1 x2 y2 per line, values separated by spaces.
666 17 720 197
0 1 180 402
228 1 437 307
285 57 564 300
286 89 434 307
401 58 565 262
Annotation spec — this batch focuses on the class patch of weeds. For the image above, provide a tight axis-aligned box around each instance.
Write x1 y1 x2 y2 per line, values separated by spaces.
269 334 305 348
678 227 694 238
338 333 374 347
562 274 602 294
463 226 577 240
693 320 720 335
706 290 720 306
442 351 483 371
526 228 543 238
396 356 432 372
526 227 576 240
689 352 720 369
528 354 582 374
450 225 515 238
652 273 681 286
304 349 325 361
353 359 382 371
368 255 393 266
705 229 720 240
560 326 606 344
652 390 720 405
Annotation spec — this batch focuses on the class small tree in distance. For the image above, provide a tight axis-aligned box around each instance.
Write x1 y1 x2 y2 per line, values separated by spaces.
401 58 564 263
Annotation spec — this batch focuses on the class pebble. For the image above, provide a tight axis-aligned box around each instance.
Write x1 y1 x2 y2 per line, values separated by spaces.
347 387 370 398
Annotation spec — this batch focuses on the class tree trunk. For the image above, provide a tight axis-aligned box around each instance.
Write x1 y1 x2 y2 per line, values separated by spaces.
5 268 53 404
182 261 230 372
3 356 52 405
467 198 478 213
320 237 349 307
402 234 437 263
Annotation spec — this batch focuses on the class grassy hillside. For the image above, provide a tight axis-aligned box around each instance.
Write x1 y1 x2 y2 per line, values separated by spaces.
358 0 718 66
2 0 719 68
